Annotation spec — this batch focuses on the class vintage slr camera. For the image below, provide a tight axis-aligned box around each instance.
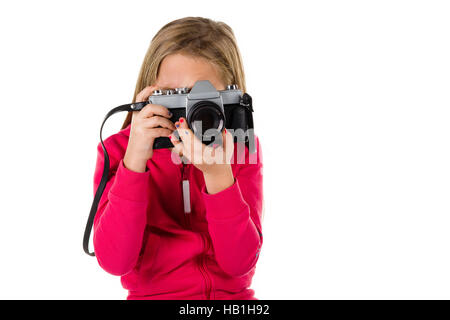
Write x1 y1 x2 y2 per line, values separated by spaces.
131 80 255 152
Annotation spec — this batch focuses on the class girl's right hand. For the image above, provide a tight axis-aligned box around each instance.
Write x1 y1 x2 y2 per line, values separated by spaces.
123 85 176 173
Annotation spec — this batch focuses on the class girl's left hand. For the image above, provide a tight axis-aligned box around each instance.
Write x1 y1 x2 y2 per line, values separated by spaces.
169 117 234 175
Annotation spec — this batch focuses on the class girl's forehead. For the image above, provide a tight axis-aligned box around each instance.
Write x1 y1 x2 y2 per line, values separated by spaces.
156 53 224 90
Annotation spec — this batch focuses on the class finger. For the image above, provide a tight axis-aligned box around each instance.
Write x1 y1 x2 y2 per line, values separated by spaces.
139 103 173 119
174 117 189 144
176 118 211 164
175 118 191 140
221 128 232 148
141 116 176 131
222 128 234 163
175 118 200 146
174 119 194 159
169 134 184 157
204 127 227 151
205 128 230 162
149 127 173 138
169 130 181 144
136 85 158 102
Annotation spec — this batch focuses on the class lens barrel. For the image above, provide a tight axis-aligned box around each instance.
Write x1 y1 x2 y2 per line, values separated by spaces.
187 100 225 139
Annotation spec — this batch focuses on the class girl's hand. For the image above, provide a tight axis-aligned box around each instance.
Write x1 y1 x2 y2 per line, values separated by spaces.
169 117 235 194
123 85 176 173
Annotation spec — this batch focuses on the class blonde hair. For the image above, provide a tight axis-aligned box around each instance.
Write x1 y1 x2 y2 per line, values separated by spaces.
121 17 247 129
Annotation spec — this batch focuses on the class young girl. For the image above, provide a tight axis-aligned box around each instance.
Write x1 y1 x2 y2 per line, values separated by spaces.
92 17 263 300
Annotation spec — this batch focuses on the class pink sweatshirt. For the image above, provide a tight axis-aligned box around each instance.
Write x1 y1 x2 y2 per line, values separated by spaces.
92 124 264 300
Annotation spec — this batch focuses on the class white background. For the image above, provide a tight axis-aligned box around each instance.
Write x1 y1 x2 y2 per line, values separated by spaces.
0 0 449 299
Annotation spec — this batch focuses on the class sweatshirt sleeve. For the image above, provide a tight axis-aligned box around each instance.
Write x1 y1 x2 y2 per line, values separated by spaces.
92 138 151 276
202 136 264 277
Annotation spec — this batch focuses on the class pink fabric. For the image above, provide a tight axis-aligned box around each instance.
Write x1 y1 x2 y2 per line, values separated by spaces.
92 124 264 300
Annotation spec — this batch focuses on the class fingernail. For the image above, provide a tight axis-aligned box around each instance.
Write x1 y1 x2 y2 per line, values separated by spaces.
176 123 180 128
179 118 184 123
224 128 227 133
168 111 173 117
185 130 188 134
169 135 172 139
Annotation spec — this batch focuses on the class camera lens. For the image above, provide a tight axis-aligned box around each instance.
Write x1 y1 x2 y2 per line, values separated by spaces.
187 101 225 139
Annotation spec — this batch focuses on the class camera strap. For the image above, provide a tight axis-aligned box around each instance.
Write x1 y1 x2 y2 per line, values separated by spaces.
83 102 148 256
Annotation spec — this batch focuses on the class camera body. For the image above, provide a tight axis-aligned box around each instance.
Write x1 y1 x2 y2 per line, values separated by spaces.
144 80 255 152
